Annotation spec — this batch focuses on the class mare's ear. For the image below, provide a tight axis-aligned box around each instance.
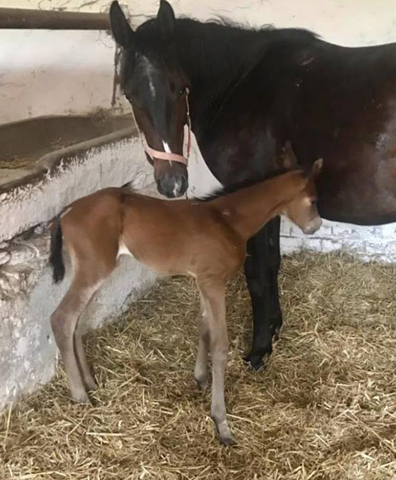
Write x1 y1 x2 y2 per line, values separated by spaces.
280 140 298 169
110 1 135 48
157 0 176 40
311 158 323 180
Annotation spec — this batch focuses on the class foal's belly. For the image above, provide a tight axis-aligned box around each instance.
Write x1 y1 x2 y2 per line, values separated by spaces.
118 235 244 280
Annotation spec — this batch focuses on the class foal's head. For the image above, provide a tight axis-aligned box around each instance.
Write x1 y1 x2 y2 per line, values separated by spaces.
280 142 323 234
110 0 189 198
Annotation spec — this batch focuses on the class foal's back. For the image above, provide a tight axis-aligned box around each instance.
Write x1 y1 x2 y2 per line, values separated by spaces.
62 188 245 279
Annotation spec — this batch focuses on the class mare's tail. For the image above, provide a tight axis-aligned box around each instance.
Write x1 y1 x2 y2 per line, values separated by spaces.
49 215 65 283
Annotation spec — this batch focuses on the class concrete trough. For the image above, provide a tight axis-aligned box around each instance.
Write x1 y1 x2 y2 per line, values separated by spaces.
0 114 158 411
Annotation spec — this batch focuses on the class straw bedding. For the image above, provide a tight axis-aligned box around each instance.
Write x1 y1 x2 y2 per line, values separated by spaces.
2 252 396 479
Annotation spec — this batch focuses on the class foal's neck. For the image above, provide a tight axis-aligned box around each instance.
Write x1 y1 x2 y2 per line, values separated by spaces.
213 172 304 241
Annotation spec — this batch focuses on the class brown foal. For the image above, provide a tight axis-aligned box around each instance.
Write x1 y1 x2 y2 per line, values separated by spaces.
49 150 323 445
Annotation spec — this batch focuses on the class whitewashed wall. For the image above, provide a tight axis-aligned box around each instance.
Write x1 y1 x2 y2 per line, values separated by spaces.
2 0 396 260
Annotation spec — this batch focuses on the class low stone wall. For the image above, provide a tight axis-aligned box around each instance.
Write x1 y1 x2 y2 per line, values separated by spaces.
0 128 160 411
280 219 396 263
0 227 156 411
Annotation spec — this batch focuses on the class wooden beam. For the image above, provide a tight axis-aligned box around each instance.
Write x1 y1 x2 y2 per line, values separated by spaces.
0 8 110 30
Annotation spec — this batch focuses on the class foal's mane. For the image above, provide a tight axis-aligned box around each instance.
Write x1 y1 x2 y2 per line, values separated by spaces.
196 167 308 203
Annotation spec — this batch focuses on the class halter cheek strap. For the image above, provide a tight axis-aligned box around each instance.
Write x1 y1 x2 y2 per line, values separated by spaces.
131 88 192 166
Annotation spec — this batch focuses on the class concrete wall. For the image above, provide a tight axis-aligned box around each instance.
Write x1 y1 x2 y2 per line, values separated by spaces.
0 132 161 411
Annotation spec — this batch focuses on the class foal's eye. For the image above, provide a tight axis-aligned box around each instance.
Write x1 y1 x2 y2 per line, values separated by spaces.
311 199 318 206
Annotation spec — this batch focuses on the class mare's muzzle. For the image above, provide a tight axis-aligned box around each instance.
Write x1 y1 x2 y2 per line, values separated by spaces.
156 165 189 198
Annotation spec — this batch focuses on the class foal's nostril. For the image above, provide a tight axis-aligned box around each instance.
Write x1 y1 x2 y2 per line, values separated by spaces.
303 218 322 235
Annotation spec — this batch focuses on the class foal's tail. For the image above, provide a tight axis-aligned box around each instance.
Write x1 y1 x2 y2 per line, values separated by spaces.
49 215 65 284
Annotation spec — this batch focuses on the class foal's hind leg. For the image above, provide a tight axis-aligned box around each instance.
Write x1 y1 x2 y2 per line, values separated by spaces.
51 282 101 403
75 316 98 392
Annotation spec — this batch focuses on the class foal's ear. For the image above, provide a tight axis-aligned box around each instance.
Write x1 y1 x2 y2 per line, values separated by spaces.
110 1 135 48
311 158 323 180
157 0 176 40
280 140 298 169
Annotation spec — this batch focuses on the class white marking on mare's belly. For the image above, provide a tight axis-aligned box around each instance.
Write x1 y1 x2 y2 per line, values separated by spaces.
117 241 133 259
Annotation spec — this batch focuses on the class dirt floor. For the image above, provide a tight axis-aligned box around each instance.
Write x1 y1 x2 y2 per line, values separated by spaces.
2 252 396 480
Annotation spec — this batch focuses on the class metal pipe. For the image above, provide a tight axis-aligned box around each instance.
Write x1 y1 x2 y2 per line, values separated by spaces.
0 8 110 30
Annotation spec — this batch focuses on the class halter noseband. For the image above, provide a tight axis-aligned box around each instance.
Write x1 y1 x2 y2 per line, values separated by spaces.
131 87 192 166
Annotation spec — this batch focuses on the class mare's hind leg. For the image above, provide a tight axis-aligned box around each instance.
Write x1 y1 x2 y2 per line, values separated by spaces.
194 296 210 390
244 217 282 370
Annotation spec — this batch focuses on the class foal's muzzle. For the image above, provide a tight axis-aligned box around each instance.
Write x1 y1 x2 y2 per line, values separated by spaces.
302 218 322 235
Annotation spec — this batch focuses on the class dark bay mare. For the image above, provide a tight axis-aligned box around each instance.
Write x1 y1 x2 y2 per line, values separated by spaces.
110 0 396 369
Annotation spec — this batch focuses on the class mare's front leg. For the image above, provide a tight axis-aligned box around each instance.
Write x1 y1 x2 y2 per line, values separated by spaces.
243 217 282 369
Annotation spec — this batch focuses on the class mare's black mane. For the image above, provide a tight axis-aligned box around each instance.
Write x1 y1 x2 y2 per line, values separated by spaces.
135 16 318 127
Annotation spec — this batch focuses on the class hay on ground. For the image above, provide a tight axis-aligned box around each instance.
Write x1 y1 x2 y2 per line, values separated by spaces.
2 252 396 479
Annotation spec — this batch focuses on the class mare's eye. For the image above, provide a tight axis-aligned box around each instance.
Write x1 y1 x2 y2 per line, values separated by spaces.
311 199 318 206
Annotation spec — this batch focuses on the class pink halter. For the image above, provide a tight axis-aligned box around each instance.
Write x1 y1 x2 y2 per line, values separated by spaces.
131 88 192 166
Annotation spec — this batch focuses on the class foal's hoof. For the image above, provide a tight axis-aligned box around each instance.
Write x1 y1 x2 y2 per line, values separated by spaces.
215 421 236 446
221 435 236 447
86 379 98 392
195 376 208 390
72 391 91 405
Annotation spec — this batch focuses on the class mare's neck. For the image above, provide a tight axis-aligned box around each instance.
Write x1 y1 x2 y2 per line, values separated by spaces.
174 19 267 137
212 172 304 241
174 20 317 140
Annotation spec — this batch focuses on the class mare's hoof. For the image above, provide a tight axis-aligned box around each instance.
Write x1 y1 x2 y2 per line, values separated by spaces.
273 326 281 342
244 351 271 370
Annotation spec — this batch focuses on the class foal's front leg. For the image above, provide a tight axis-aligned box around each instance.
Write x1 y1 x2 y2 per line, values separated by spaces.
194 297 210 390
198 280 234 445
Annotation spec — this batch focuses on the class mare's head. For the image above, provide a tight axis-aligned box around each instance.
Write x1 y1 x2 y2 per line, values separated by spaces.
280 142 323 234
110 0 189 198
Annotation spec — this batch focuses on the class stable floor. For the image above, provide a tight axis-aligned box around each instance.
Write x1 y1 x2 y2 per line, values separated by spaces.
1 252 396 480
